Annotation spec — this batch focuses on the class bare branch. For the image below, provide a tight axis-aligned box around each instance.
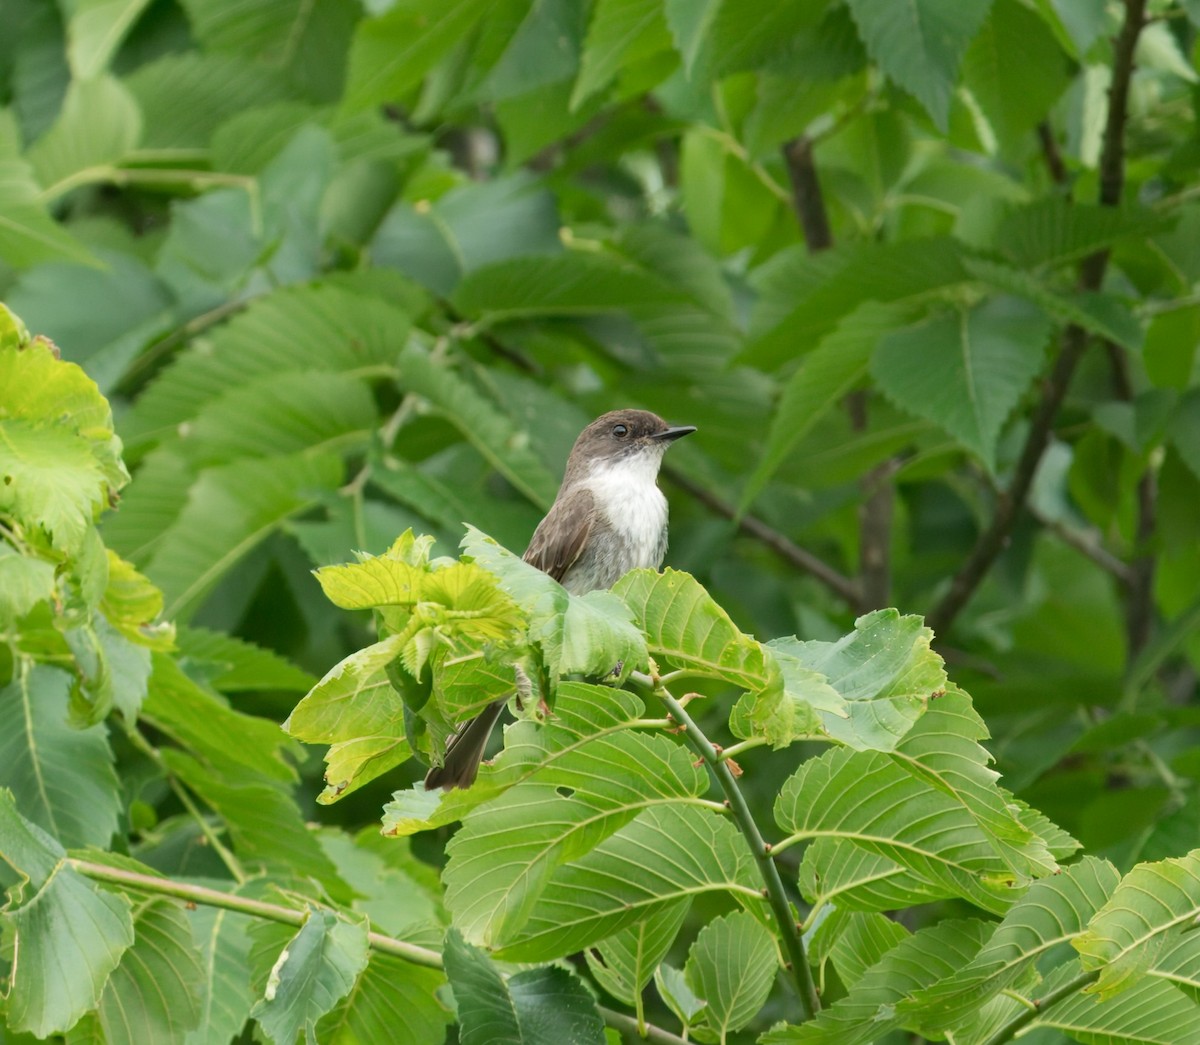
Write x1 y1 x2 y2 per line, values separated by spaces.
664 466 861 607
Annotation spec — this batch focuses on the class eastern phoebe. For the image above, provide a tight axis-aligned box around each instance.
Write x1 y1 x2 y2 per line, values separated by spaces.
424 408 696 789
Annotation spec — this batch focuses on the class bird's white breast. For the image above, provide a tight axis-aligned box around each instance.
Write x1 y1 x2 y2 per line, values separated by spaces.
584 455 669 569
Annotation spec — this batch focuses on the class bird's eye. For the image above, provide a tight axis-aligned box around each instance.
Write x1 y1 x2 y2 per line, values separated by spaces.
612 423 628 438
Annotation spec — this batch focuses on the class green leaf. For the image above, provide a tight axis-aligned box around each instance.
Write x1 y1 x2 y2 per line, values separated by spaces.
0 791 134 1036
871 297 1051 472
144 452 345 620
808 909 910 991
901 855 1120 1032
1075 850 1200 998
444 929 606 1045
798 839 943 914
283 634 413 802
399 343 562 509
743 237 971 370
613 567 775 692
990 198 1175 271
250 908 370 1045
776 743 1025 915
316 953 452 1044
0 543 57 621
572 0 671 109
164 753 349 899
963 0 1073 149
372 174 561 297
184 902 256 1045
442 683 706 949
762 920 990 1044
1032 966 1200 1043
142 653 299 786
0 666 121 849
26 74 141 200
464 527 648 683
344 0 490 112
126 281 409 448
0 110 96 267
496 804 760 962
586 898 688 1006
740 302 910 511
174 626 316 693
766 609 946 752
845 0 993 130
94 897 204 1045
684 911 778 1040
64 0 155 78
963 255 1144 352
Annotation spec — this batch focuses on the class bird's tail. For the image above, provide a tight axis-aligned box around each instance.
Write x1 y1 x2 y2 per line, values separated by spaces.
423 701 504 790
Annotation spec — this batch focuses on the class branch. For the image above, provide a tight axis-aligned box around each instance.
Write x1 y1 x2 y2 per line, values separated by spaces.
69 858 444 968
928 0 1148 635
782 137 833 252
1036 120 1068 186
663 466 861 607
643 676 821 1020
70 857 695 1042
981 967 1098 1045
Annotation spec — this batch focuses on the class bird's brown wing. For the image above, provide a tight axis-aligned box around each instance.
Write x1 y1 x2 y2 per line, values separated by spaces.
523 487 594 582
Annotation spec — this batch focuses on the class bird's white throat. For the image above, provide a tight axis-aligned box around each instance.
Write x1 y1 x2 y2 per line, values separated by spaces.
584 452 668 568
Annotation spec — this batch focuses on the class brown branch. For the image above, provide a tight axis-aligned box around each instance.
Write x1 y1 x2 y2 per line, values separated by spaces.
782 136 833 251
928 0 1148 636
664 467 861 607
1037 120 1068 186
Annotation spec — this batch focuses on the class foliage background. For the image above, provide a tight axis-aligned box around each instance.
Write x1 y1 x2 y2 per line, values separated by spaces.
3 0 1200 1042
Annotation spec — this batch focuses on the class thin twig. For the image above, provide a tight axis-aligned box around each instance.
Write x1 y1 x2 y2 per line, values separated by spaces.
1037 121 1068 185
928 0 1148 636
663 467 861 607
599 1006 691 1045
639 674 821 1019
782 137 832 251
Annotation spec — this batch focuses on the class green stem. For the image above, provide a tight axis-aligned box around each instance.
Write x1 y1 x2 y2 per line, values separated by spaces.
652 682 821 1019
981 968 1098 1045
68 858 443 968
719 737 769 761
598 1005 690 1045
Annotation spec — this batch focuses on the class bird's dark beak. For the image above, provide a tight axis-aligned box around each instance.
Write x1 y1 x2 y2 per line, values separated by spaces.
652 425 697 442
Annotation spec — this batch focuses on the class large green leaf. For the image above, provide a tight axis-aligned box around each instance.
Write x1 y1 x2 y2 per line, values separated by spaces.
26 74 141 200
399 343 562 509
0 666 120 849
316 953 452 1045
613 567 775 692
495 803 760 961
249 909 370 1044
344 0 490 112
443 929 605 1045
776 743 1026 915
0 110 96 267
808 908 910 992
124 280 411 448
184 902 256 1045
871 297 1051 472
740 301 911 511
571 0 672 108
94 897 204 1045
372 173 561 296
143 451 344 620
442 684 706 948
1075 850 1200 997
684 911 778 1041
763 920 991 1044
845 0 993 129
0 791 134 1037
902 856 1120 1033
763 609 946 752
464 526 648 682
1032 967 1200 1043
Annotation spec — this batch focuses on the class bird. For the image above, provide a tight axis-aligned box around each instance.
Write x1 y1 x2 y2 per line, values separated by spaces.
424 408 696 789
